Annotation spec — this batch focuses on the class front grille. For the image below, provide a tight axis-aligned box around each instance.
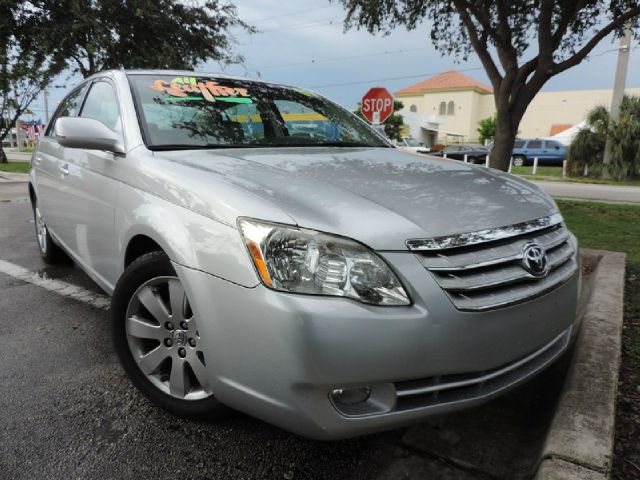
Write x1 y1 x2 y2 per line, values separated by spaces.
411 216 578 311
394 327 571 412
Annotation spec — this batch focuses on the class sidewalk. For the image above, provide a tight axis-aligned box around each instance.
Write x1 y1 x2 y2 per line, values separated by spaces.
0 171 29 183
532 180 640 204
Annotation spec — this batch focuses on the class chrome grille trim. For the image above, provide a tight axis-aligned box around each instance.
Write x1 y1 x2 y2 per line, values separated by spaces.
406 213 564 251
415 220 578 312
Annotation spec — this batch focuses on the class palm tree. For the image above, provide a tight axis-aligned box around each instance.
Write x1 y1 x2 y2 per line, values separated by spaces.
567 96 640 180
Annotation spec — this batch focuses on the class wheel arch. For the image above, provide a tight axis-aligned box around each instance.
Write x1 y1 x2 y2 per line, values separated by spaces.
28 182 36 207
124 234 164 268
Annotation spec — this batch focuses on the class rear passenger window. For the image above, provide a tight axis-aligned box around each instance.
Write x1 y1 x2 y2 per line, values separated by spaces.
80 81 121 131
527 140 542 149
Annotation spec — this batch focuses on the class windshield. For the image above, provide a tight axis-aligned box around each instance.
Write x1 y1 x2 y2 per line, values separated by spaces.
128 74 389 150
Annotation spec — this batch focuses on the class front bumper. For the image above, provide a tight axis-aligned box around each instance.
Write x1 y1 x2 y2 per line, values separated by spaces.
173 250 580 440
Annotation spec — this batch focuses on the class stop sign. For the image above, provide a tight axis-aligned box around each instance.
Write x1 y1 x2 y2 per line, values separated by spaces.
361 87 394 124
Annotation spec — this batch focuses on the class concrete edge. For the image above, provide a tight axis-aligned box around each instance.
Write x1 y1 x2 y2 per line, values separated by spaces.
534 249 627 480
0 171 30 182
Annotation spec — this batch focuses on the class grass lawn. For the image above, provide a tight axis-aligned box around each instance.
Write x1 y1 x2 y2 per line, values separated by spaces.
557 200 640 479
558 199 640 266
0 161 31 174
512 165 563 177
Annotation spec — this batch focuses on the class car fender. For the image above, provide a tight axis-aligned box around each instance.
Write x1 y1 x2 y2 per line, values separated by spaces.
116 186 260 289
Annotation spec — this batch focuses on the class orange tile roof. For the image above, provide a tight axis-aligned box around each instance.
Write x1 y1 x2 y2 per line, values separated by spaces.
549 124 573 135
396 70 493 95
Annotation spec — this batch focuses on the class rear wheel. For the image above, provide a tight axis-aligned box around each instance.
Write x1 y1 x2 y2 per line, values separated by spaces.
512 155 526 167
112 251 225 418
32 198 64 264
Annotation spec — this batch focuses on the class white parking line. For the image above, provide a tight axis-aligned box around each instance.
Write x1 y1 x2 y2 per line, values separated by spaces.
0 259 111 311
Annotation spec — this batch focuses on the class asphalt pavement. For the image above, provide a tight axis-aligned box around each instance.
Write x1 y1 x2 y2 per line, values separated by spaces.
0 181 577 480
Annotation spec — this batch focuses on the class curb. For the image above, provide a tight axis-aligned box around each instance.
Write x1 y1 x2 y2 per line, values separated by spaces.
0 171 29 182
534 249 626 480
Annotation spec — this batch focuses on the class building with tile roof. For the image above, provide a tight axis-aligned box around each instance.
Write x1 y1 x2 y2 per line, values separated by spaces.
394 70 640 147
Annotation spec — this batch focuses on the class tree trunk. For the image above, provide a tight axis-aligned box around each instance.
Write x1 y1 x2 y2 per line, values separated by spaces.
490 108 518 171
0 146 7 164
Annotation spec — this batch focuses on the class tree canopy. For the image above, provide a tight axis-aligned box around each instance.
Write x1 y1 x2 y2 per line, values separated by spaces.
0 0 251 162
338 0 640 171
477 115 496 144
0 0 67 162
45 0 253 78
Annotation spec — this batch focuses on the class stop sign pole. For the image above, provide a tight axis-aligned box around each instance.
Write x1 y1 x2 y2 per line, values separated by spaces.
361 87 394 125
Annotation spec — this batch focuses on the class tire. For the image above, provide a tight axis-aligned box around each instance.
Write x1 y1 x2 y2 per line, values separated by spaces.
512 155 526 167
111 251 225 419
32 197 64 264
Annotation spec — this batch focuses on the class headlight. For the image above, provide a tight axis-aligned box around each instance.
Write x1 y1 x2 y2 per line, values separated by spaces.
238 218 410 306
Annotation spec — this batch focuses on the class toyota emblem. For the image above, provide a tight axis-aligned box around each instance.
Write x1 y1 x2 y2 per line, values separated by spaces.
522 243 549 277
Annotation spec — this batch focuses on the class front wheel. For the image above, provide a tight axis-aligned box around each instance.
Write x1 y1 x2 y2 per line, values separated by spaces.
111 251 225 418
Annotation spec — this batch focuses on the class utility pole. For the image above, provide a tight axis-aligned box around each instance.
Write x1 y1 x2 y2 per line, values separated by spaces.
43 87 50 123
16 118 22 152
602 28 632 178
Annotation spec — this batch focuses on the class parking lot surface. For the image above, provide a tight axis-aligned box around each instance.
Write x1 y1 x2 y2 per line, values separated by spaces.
0 182 571 480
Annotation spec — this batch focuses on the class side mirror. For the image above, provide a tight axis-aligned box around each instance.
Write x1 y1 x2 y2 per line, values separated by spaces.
54 116 125 155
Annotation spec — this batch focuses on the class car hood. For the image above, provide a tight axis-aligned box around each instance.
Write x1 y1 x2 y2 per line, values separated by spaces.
151 147 557 250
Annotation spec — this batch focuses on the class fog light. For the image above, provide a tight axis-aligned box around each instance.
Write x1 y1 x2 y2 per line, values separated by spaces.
330 386 371 406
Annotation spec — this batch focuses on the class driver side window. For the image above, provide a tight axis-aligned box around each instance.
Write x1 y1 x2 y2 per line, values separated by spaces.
80 81 122 132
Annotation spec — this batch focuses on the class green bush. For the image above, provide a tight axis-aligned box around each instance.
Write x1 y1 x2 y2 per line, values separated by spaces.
567 96 640 180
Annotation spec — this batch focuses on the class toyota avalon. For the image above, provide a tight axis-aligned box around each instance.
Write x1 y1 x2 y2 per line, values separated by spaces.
28 70 580 439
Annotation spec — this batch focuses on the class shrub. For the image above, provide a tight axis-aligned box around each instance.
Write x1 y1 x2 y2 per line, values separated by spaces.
567 96 640 180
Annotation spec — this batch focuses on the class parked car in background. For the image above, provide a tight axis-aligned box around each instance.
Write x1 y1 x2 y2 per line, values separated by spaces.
430 144 488 164
29 70 580 440
511 139 566 166
395 136 430 154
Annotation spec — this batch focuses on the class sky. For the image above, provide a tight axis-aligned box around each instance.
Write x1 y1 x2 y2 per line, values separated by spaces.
27 0 640 120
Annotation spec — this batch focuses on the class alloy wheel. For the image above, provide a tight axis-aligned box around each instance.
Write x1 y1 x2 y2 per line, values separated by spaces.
125 276 212 400
35 206 47 254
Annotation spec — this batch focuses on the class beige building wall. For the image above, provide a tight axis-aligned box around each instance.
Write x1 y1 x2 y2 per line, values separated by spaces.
399 86 640 144
518 88 640 138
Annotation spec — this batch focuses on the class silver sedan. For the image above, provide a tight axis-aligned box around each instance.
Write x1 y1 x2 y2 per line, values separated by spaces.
29 70 580 439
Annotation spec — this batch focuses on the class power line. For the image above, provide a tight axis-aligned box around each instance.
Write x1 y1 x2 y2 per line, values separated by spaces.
237 16 342 36
307 66 486 89
254 47 433 70
243 5 333 24
306 45 632 90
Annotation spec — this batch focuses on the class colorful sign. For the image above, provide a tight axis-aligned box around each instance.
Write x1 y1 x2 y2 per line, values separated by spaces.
361 87 394 125
150 77 252 103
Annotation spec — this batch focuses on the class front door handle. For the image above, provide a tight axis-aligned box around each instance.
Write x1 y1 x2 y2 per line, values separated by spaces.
33 156 42 166
60 163 69 177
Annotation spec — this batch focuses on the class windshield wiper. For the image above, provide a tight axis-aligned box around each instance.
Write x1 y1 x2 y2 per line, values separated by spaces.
305 141 388 148
148 144 261 151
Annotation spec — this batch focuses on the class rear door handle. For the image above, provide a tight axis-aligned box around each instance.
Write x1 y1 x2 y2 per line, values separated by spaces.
60 163 69 176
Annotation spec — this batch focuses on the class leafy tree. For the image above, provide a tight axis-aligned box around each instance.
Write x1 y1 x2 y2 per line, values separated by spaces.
355 100 405 141
338 1 640 171
567 96 640 180
45 0 253 78
0 0 67 163
477 115 496 144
